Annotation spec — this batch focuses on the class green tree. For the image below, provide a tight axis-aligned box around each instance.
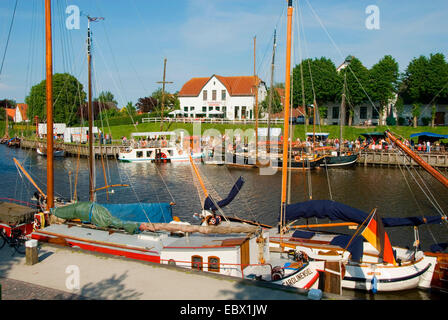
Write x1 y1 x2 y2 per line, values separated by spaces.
368 55 399 125
25 73 86 125
340 57 369 126
95 91 118 106
411 103 421 128
260 88 282 115
124 101 137 116
401 55 430 103
292 57 341 124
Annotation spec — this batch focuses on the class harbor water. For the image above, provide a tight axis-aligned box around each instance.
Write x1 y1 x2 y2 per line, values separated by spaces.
0 144 446 300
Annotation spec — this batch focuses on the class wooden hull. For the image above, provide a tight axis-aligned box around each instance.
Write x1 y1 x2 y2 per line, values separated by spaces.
320 154 358 167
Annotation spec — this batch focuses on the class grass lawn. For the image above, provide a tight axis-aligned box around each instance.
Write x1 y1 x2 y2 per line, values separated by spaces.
104 122 448 142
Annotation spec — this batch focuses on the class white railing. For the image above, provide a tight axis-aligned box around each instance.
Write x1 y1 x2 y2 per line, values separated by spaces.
141 117 285 125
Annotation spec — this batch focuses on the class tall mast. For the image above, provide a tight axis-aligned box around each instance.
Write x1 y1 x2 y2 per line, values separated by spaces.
280 0 293 233
87 18 94 201
86 16 104 202
45 0 54 210
267 29 277 152
253 36 259 161
157 58 173 131
339 72 347 155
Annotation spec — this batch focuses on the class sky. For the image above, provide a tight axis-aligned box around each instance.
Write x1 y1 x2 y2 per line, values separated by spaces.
0 0 447 108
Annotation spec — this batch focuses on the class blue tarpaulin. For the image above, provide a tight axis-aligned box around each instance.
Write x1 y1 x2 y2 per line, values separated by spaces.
204 176 245 211
282 200 443 227
410 132 448 139
101 202 173 223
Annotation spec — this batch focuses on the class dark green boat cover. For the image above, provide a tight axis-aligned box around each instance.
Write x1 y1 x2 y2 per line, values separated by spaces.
51 202 173 234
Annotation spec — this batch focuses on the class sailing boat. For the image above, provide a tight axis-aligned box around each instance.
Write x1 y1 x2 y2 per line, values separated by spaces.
28 0 330 295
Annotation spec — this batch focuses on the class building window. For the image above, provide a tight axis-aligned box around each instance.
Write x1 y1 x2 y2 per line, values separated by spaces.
241 106 247 119
212 90 217 101
203 90 207 101
360 107 367 120
216 106 220 111
209 106 213 111
372 107 379 119
332 107 339 119
190 106 194 111
208 256 220 272
222 90 226 101
234 106 239 119
202 106 207 112
222 106 226 113
192 255 203 271
183 107 188 112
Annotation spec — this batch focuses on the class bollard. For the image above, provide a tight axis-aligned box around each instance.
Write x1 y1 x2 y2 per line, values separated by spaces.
25 239 39 265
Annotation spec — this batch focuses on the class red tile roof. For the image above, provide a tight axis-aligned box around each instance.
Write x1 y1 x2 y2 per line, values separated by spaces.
5 108 15 120
179 75 261 97
270 106 306 119
16 103 28 121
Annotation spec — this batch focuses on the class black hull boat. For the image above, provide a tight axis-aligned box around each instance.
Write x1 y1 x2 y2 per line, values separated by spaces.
320 154 358 167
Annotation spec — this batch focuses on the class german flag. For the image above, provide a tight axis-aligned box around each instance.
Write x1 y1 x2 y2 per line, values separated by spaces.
361 210 396 265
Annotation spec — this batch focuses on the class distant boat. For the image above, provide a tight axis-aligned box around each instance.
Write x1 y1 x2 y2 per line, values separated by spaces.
118 132 203 163
37 146 65 157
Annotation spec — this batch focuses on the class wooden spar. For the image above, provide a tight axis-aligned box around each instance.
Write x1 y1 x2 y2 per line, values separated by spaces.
13 158 47 199
45 0 54 210
254 36 259 162
386 130 448 189
157 58 173 131
280 0 293 232
189 154 208 198
94 184 129 192
291 222 358 229
87 19 94 202
267 29 277 152
139 222 259 234
339 72 347 154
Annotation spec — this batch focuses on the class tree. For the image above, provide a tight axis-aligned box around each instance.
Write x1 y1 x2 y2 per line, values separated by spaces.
368 55 399 125
401 55 430 104
292 57 341 111
77 101 116 121
260 88 282 115
0 99 16 121
411 103 421 128
136 96 158 113
95 91 118 106
25 73 86 125
394 96 404 126
123 101 137 116
340 57 370 126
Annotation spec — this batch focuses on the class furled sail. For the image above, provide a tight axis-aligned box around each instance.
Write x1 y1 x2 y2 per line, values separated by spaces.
51 202 173 234
203 176 245 211
283 200 444 227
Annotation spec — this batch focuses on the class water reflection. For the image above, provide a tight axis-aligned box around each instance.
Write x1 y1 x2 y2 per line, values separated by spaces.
1 145 447 299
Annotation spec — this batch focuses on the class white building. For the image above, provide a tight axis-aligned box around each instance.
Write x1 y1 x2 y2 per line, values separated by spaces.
178 75 267 120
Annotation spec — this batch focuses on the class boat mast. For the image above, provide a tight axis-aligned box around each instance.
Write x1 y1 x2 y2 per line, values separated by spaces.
339 72 347 155
87 17 94 201
280 0 294 234
267 29 277 152
86 16 104 202
157 58 173 131
386 130 448 189
45 0 54 210
254 36 259 161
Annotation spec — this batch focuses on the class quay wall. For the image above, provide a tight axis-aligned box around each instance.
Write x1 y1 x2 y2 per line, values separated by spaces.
20 139 122 159
18 139 448 169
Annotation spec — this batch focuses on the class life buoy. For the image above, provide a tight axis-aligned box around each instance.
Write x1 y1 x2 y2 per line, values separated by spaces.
271 266 285 281
294 156 301 162
161 140 168 147
160 152 167 163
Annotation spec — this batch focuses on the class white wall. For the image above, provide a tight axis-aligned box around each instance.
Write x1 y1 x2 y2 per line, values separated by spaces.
179 76 267 120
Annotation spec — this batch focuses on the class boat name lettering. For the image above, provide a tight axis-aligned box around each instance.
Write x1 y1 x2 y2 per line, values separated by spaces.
282 268 313 286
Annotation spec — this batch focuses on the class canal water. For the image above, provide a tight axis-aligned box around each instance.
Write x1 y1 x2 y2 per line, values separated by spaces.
1 144 446 300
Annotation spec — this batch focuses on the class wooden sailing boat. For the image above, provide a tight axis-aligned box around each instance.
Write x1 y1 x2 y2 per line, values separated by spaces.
29 0 332 294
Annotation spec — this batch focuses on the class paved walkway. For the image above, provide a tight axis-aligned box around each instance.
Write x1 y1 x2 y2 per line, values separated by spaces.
0 243 338 301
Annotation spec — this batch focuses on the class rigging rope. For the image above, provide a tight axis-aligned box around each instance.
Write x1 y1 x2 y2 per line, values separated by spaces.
0 0 18 78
